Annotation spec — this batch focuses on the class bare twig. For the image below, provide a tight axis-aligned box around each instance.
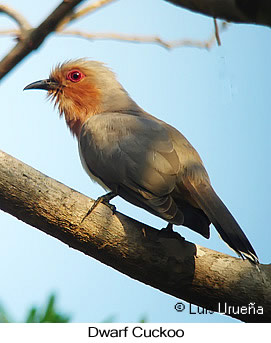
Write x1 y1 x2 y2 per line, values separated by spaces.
0 22 228 51
0 0 84 82
0 29 19 36
58 30 181 49
0 1 228 81
57 0 118 30
56 22 228 50
0 4 31 34
214 18 221 46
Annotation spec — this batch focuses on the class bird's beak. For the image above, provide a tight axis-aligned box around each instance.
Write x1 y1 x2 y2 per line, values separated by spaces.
24 79 60 91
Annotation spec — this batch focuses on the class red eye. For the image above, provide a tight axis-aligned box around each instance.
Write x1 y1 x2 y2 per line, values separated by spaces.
67 69 85 82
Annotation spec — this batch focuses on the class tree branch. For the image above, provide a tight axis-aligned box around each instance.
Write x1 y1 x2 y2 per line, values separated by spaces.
56 0 118 30
0 4 31 39
0 21 228 51
0 0 84 82
165 0 271 27
57 23 227 50
0 149 270 323
0 0 229 82
213 18 221 46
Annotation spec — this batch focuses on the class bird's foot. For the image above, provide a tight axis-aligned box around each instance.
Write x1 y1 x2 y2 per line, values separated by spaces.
160 223 174 233
159 223 185 240
91 191 117 214
81 191 117 223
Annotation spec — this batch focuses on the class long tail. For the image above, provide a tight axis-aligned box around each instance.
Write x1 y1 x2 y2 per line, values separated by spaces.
184 178 259 264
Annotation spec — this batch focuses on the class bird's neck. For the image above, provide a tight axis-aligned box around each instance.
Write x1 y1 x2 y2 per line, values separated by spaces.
64 108 87 138
53 84 142 137
53 86 101 138
64 102 100 137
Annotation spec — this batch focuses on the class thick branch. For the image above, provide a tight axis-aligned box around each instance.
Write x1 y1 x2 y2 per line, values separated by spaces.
0 149 270 322
0 0 84 82
165 0 271 27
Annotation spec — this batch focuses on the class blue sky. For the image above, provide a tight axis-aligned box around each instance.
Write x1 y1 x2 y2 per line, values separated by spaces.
0 0 270 323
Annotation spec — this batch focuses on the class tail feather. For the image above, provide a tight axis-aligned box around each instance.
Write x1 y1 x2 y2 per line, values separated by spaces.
183 178 259 264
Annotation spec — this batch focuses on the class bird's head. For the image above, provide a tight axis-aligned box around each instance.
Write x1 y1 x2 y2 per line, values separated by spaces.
24 59 138 137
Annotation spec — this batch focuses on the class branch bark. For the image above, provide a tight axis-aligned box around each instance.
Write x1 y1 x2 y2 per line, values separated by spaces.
0 149 270 323
165 0 271 27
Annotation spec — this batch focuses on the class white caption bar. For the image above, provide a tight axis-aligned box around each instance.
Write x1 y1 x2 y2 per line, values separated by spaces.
0 323 268 343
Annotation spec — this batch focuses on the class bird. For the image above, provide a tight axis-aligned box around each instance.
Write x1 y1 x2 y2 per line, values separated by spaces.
24 59 259 264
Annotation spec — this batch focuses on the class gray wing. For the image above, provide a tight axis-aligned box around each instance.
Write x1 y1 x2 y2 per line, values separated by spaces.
80 112 258 262
79 112 185 224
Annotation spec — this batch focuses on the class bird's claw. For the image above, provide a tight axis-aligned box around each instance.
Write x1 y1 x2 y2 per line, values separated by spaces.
159 223 184 240
81 191 117 223
160 223 174 233
90 193 116 213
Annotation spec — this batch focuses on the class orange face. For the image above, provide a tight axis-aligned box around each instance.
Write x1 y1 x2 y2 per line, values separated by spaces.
48 62 102 137
24 60 102 137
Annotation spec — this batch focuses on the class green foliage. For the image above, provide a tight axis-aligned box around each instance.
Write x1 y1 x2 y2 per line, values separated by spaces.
25 294 70 323
0 294 147 323
101 314 148 323
101 314 117 323
0 304 12 323
0 294 70 323
138 315 148 323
